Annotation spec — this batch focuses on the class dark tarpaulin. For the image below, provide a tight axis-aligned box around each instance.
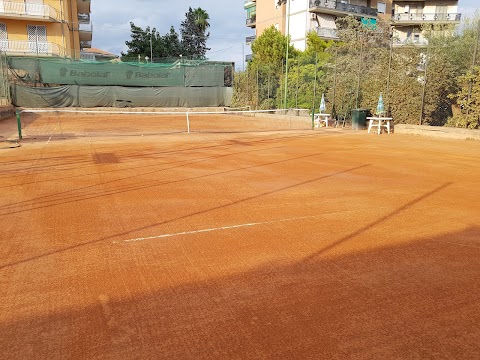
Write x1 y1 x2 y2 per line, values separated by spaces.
11 84 233 108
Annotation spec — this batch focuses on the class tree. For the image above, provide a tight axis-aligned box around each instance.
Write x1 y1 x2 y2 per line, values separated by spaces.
251 26 296 68
122 22 182 61
122 22 159 60
162 26 182 58
193 8 210 32
447 67 480 129
180 7 211 58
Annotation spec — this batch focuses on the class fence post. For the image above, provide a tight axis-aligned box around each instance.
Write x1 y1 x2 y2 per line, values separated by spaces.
311 52 318 130
16 109 22 140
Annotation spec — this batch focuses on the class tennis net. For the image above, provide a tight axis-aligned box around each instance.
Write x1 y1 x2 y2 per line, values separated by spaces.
16 108 313 140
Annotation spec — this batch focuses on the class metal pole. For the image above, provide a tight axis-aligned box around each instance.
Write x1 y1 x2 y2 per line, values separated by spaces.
311 52 318 129
150 33 153 63
419 42 430 125
386 28 394 111
256 66 259 109
283 0 290 109
242 43 245 72
332 47 338 114
356 38 363 109
16 109 22 140
296 55 299 109
467 19 480 114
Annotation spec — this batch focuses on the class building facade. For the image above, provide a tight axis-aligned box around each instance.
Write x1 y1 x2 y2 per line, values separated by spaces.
245 0 461 51
0 0 92 59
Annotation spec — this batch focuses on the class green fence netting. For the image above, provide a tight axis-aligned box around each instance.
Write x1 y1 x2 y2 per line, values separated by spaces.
8 57 233 87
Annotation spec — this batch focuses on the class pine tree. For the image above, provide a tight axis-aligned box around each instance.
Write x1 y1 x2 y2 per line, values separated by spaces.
180 7 210 59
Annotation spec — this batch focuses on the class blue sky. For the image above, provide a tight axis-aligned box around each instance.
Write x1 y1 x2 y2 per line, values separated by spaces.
91 0 479 70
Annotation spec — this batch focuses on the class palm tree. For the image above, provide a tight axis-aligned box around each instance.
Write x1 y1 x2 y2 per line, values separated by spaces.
193 8 210 32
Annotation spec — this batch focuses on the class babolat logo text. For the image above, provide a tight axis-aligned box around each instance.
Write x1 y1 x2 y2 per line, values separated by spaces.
131 72 169 79
68 70 111 78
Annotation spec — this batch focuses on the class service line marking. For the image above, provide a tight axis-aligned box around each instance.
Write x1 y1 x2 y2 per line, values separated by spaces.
115 215 320 244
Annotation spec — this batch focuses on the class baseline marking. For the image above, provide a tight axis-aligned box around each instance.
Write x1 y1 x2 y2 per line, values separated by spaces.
115 215 319 244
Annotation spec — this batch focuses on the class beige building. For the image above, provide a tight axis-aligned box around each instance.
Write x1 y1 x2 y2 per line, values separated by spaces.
0 0 92 59
245 0 461 50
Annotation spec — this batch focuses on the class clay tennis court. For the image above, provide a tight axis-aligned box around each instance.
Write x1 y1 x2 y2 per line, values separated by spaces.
1 111 480 359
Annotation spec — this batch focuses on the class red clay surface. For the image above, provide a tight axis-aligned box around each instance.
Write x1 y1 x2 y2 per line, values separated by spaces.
1 113 480 359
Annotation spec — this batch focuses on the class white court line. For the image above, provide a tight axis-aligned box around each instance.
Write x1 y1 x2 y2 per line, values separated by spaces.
115 215 318 244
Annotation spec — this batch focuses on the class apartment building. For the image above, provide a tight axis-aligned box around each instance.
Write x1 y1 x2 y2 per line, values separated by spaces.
245 0 461 50
0 0 92 59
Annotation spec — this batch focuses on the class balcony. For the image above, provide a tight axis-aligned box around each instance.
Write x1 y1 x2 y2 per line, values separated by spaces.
246 14 256 28
392 37 429 47
77 0 91 14
392 13 461 25
309 0 377 19
0 40 65 57
80 51 95 61
244 0 256 9
0 1 60 22
246 35 256 44
78 13 90 24
315 27 340 40
80 40 92 49
79 22 93 42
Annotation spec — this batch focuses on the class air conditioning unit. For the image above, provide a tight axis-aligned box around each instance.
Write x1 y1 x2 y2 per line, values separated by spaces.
311 13 317 20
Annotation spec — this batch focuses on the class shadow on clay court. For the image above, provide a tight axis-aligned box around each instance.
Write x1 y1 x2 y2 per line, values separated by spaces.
1 225 479 359
0 132 321 183
0 164 371 270
0 144 339 216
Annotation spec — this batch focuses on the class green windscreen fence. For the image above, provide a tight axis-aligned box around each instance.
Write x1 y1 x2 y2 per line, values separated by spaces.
11 84 233 108
8 57 232 87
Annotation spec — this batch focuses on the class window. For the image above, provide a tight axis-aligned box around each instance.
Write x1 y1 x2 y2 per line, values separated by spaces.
377 2 386 14
27 24 48 54
0 23 7 52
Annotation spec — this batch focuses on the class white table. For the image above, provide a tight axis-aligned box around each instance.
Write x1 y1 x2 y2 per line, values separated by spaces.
314 113 331 128
367 117 393 134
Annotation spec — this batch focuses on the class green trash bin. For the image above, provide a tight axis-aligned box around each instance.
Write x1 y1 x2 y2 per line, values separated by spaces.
351 108 369 130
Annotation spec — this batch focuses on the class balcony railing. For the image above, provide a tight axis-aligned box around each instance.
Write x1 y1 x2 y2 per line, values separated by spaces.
80 40 92 49
246 35 256 44
315 27 339 40
79 22 92 32
393 37 429 47
0 40 66 57
80 51 95 61
309 0 377 18
246 14 256 27
78 13 91 24
0 1 60 21
244 0 256 8
393 13 462 23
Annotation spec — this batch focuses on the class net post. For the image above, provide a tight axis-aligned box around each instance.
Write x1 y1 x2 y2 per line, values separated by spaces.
16 108 22 140
311 107 315 130
186 112 190 133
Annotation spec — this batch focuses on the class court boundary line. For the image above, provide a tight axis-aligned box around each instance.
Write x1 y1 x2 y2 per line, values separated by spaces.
115 214 322 244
